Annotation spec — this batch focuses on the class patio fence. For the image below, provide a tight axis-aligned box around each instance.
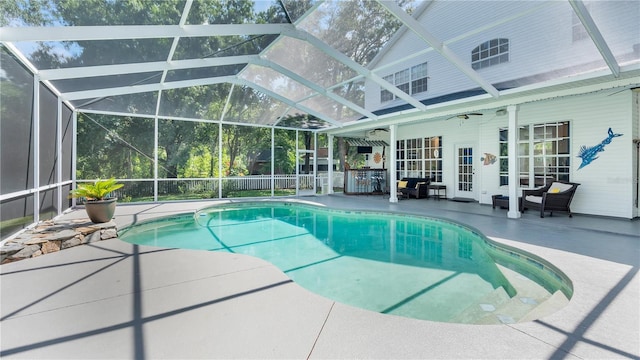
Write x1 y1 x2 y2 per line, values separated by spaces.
76 173 344 203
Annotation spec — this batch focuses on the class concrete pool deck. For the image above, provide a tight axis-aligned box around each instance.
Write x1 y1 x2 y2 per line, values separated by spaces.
1 195 638 359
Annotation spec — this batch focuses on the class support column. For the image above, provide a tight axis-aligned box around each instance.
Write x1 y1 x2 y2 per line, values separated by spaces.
271 127 275 197
71 111 77 208
389 124 398 203
33 76 40 223
295 130 299 196
328 134 334 194
153 118 158 202
507 105 521 219
56 98 62 215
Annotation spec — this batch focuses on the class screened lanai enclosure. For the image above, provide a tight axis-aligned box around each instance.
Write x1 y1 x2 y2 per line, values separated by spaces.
2 0 639 238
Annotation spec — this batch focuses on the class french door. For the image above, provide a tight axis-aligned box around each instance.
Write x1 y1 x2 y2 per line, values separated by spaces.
455 144 475 199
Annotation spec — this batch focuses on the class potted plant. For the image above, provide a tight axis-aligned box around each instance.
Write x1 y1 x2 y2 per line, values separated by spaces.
69 178 124 223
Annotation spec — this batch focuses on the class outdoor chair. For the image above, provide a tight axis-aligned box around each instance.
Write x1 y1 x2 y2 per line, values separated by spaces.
397 177 432 199
521 181 580 218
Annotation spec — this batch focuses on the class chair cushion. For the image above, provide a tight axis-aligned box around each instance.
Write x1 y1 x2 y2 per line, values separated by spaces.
398 181 408 189
525 195 543 204
548 182 572 193
415 182 425 189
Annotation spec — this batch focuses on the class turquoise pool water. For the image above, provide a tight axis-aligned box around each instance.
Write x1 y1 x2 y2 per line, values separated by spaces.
119 201 572 324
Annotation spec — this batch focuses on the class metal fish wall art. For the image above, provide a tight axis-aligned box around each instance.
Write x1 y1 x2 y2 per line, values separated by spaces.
480 153 496 165
577 127 623 169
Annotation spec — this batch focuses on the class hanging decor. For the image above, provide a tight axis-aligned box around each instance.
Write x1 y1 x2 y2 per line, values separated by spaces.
577 127 623 169
480 153 496 165
373 152 382 164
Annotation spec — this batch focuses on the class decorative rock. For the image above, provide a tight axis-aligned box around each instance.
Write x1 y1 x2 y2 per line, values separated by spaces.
0 243 26 263
0 218 118 264
44 229 77 241
85 231 102 243
62 237 82 249
0 242 25 254
12 245 42 259
76 226 100 235
101 229 118 240
41 240 62 254
24 238 50 245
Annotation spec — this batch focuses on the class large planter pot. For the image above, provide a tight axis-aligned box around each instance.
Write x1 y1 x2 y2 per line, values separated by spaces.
85 198 117 223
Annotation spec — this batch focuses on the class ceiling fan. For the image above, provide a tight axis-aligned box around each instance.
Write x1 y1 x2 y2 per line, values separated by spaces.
446 112 483 120
368 128 389 135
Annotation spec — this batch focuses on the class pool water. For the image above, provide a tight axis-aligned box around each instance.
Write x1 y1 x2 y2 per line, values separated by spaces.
119 201 572 324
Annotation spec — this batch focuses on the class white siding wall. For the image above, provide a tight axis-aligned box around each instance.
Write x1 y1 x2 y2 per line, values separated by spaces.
568 92 634 218
396 116 480 196
478 91 634 218
394 90 635 218
366 1 639 110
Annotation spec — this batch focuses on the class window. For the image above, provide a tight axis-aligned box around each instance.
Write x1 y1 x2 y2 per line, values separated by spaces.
406 138 422 178
572 10 589 42
471 38 509 70
380 62 428 103
424 136 442 182
380 75 394 102
499 121 570 187
394 69 410 95
411 63 428 94
396 136 442 182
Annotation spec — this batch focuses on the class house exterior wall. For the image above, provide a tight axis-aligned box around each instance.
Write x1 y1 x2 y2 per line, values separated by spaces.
362 1 638 218
478 91 635 218
365 1 639 111
391 89 636 218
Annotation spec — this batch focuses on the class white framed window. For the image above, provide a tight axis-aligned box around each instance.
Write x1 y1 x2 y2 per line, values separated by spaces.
380 62 428 103
396 136 442 181
471 38 509 70
394 69 410 95
411 63 428 94
380 74 394 102
499 121 570 187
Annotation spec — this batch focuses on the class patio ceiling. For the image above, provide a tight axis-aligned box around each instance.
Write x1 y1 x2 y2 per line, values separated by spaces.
1 0 638 131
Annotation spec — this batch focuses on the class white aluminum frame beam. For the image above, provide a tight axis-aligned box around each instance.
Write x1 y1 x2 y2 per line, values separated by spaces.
233 78 342 127
0 24 295 42
38 56 260 80
288 30 428 111
251 59 378 120
376 0 500 98
568 0 620 78
63 75 236 100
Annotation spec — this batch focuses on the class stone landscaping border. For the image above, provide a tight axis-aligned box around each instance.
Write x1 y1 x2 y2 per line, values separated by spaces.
1 219 117 265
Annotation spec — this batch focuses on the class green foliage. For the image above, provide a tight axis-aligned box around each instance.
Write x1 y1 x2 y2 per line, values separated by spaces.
221 179 237 198
69 178 124 201
76 113 154 179
28 0 403 181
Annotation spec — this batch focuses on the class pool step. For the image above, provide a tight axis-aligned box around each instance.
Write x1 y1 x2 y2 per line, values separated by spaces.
450 286 512 324
519 290 569 322
451 265 570 324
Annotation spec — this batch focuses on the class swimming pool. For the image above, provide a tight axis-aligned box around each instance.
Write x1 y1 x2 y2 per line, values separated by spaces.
119 201 573 324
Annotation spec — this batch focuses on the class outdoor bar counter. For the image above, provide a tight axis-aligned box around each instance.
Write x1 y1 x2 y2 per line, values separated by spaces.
344 169 388 195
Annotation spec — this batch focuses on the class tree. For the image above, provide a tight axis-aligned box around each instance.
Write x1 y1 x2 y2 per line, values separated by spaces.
6 0 409 180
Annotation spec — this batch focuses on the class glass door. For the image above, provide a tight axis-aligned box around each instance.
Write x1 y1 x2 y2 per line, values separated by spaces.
455 144 475 199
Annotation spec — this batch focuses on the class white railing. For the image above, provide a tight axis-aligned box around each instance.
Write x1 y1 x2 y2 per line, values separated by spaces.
78 174 337 202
